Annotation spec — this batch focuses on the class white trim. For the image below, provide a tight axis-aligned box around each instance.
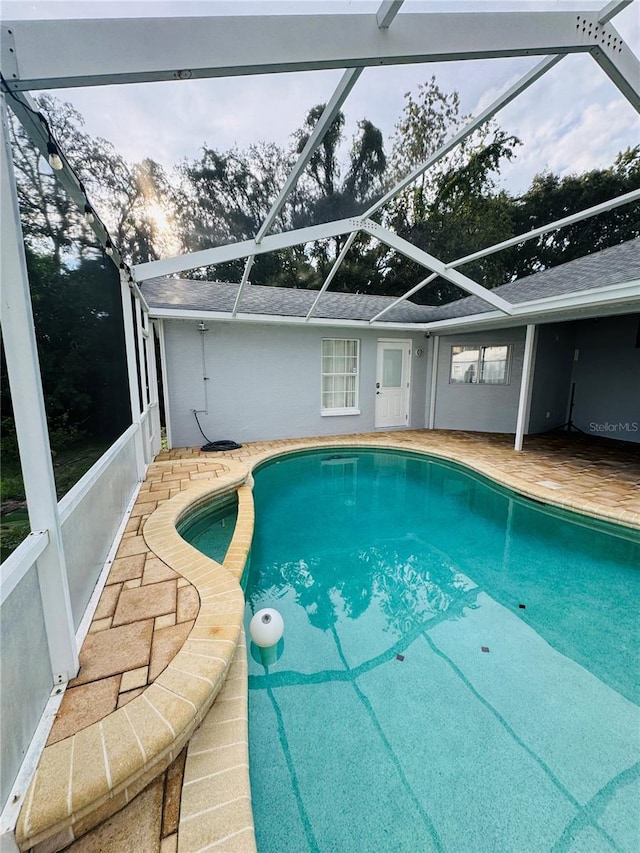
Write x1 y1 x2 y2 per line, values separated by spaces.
232 256 255 317
0 530 49 605
74 482 143 649
1 95 78 681
306 232 358 320
0 684 66 836
57 424 138 524
448 343 513 386
370 273 437 323
361 220 514 314
374 338 412 429
145 276 640 333
598 0 633 24
424 279 640 333
321 337 361 415
377 0 404 29
120 274 146 480
135 298 149 409
149 307 428 330
363 55 563 220
321 408 361 417
448 189 640 271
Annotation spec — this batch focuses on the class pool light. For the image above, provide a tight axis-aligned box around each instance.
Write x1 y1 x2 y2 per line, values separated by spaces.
250 608 284 648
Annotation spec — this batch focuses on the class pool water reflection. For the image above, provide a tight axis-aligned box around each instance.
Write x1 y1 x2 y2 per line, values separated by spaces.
243 449 639 853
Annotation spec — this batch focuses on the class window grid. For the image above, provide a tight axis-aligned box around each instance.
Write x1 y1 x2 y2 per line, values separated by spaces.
321 338 360 412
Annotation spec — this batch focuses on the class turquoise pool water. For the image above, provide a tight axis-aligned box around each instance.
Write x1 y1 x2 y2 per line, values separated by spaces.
239 449 640 853
178 493 237 563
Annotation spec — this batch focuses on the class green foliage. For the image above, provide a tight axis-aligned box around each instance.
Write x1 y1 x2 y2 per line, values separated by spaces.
502 146 640 280
20 250 131 444
0 516 31 564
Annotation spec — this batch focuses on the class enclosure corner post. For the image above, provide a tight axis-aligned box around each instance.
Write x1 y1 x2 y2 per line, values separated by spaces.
120 273 146 478
0 95 78 679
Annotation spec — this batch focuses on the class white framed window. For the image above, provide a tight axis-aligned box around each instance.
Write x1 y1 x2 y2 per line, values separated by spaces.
321 338 360 415
450 344 512 385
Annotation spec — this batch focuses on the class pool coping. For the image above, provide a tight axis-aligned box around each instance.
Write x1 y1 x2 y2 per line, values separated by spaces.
16 432 639 852
16 465 256 853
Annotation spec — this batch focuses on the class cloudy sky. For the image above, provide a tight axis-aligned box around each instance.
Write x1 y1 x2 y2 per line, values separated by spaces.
3 0 640 195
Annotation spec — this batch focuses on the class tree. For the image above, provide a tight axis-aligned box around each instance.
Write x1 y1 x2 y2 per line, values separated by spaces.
290 107 387 287
177 141 314 285
8 94 96 265
502 146 640 280
8 94 174 266
377 78 521 303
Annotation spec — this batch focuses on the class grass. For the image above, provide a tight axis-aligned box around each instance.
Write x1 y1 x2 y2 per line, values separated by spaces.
1 439 111 563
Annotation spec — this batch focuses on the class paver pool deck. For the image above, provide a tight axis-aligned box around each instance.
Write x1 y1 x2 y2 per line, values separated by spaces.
15 430 640 853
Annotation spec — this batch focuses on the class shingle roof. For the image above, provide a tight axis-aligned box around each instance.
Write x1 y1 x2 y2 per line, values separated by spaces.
141 238 640 323
425 237 640 321
141 278 438 323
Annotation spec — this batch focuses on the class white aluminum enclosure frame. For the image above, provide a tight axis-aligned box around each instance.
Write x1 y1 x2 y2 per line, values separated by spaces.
3 3 638 323
2 8 638 106
4 0 638 837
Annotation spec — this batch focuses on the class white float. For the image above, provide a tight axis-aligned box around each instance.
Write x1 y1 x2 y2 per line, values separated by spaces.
249 608 284 648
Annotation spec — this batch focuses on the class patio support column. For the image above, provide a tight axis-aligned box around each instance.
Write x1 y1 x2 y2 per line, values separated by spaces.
514 324 537 451
428 335 439 429
120 275 146 479
156 319 173 449
146 314 162 458
0 97 78 680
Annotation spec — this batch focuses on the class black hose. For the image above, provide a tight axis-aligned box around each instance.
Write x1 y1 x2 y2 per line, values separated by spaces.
192 410 242 452
193 410 212 443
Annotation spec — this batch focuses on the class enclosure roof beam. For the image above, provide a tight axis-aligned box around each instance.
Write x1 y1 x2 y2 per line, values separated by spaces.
367 187 640 323
256 0 407 245
1 9 630 91
363 54 563 220
308 53 563 322
588 24 640 111
368 273 438 323
598 0 633 24
305 231 359 320
377 1 405 29
448 188 640 269
360 220 514 314
232 256 255 317
254 67 362 244
133 218 363 280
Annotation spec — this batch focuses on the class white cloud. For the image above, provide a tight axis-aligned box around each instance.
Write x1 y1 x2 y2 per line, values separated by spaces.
13 0 640 197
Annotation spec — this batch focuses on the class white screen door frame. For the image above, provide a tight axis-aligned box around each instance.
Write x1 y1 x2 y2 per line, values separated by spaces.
375 339 412 428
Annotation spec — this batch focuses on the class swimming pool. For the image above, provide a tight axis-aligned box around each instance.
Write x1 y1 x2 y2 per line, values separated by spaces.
241 448 639 853
178 492 237 563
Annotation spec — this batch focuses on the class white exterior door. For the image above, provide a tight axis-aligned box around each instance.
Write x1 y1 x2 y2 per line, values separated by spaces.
375 339 412 428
